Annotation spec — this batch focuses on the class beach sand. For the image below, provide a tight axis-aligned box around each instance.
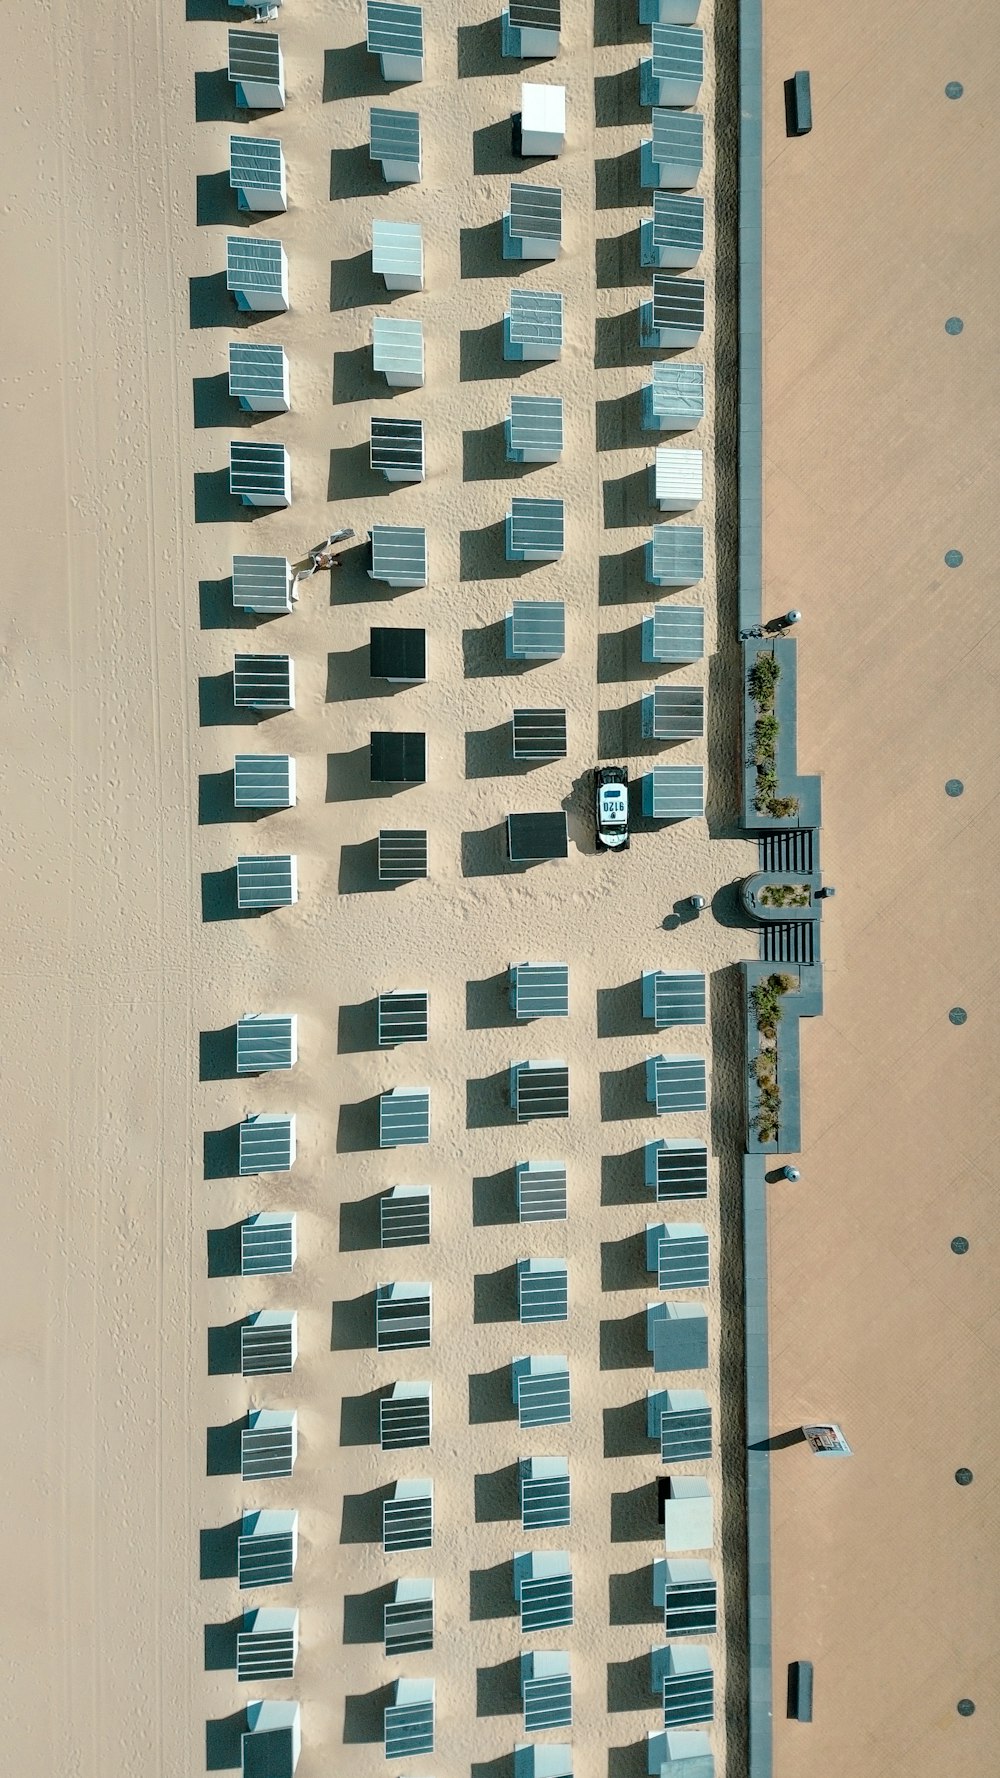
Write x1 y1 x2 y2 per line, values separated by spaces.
0 1 757 1772
761 3 1000 1773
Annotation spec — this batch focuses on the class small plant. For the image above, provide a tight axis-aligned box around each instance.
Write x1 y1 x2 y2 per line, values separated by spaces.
749 974 795 1145
750 972 794 1033
760 882 810 909
747 651 801 820
748 653 781 705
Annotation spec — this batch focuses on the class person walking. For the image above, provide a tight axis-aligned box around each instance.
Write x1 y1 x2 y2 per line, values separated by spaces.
294 528 356 582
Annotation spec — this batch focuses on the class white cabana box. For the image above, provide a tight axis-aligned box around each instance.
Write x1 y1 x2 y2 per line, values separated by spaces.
515 1746 573 1778
239 1112 296 1173
642 765 705 822
648 1728 714 1778
647 1304 709 1375
229 343 290 414
241 1701 300 1778
507 497 565 562
228 30 285 111
641 192 704 270
226 236 288 313
502 0 561 59
640 24 704 108
234 753 296 809
230 135 286 213
651 1642 714 1729
369 524 428 588
507 395 564 463
506 599 566 660
237 1608 299 1682
640 684 705 742
651 447 702 513
647 1385 712 1459
241 1214 296 1277
643 363 704 432
640 0 701 18
504 288 564 362
372 314 425 388
370 416 425 483
370 107 422 184
236 854 298 909
233 654 294 710
232 555 294 614
662 1478 714 1554
642 604 705 665
641 110 704 191
367 0 425 81
520 83 566 156
521 1650 572 1729
646 525 704 588
640 276 704 350
372 219 424 291
237 1013 297 1073
504 182 563 261
230 441 291 508
241 1407 298 1480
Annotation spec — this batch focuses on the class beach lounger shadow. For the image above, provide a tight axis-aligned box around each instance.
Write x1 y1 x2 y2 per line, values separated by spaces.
457 20 510 80
194 68 240 125
598 547 646 606
469 1365 518 1425
476 1656 522 1717
207 1224 243 1279
200 1521 240 1582
474 1463 519 1524
609 1566 657 1626
322 42 392 104
206 1419 244 1477
344 1684 395 1745
611 1481 658 1542
600 1149 647 1207
607 1654 650 1713
603 1398 650 1459
470 1559 516 1622
460 323 530 384
338 1193 384 1253
206 1711 246 1773
601 1232 646 1293
474 1264 519 1324
331 1291 377 1351
594 68 645 128
340 1484 393 1543
344 1583 394 1645
339 1389 387 1448
472 1169 518 1227
203 1618 240 1672
599 1310 649 1371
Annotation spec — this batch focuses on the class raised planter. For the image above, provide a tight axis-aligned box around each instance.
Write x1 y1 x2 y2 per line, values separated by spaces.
742 963 805 1154
740 873 813 921
740 638 822 832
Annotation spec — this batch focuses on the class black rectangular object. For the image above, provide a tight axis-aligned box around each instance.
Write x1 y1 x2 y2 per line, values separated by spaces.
370 627 427 682
788 1660 813 1722
790 70 812 135
371 731 427 783
507 811 568 861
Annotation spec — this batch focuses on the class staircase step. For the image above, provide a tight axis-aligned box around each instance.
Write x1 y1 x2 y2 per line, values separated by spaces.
759 921 816 966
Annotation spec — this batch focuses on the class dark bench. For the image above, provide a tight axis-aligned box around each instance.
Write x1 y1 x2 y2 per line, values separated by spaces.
788 1659 814 1722
788 70 812 136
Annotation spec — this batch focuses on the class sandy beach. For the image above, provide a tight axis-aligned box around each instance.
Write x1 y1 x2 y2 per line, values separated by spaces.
0 0 762 1773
